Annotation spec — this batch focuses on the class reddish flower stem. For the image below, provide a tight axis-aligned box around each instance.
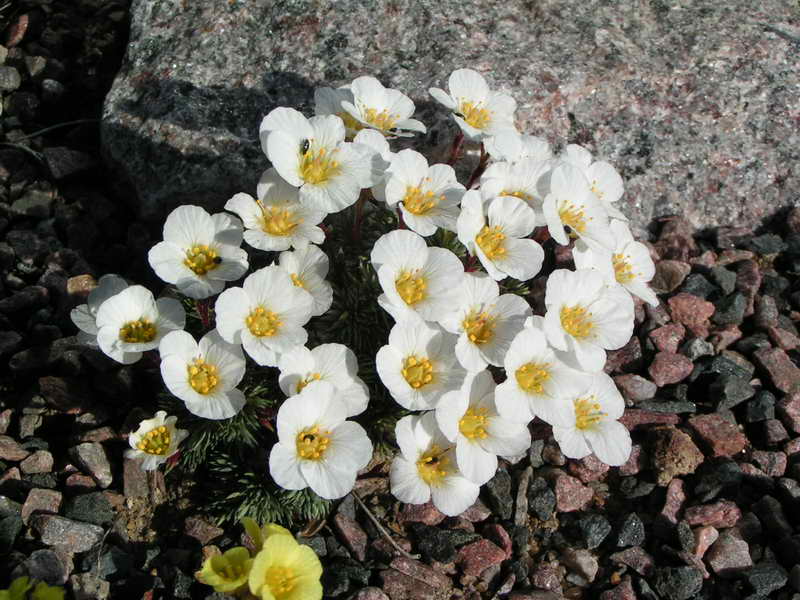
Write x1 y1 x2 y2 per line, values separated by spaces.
447 131 464 166
466 143 489 189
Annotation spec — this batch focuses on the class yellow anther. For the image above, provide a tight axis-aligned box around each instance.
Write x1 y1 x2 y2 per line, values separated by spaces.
395 270 427 305
260 205 301 237
475 225 507 260
364 107 399 131
337 111 364 137
299 146 341 184
500 189 535 204
296 372 322 393
246 306 281 337
459 407 489 440
612 253 636 284
183 244 220 276
560 305 594 339
457 101 492 130
515 362 551 394
403 186 439 215
119 318 157 344
137 425 171 455
558 201 590 234
295 425 332 461
402 355 434 389
187 357 219 395
462 309 496 345
574 395 605 430
265 566 296 596
290 273 305 288
416 444 450 486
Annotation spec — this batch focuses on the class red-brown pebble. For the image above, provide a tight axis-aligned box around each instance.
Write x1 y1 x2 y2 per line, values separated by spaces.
687 414 746 457
668 293 715 338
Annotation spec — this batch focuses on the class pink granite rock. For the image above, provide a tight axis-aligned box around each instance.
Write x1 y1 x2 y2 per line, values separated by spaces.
614 374 658 402
777 392 800 434
333 513 368 561
684 500 741 529
599 575 636 600
692 526 719 558
706 532 753 578
751 450 787 477
398 501 446 526
754 348 800 393
482 523 512 559
619 409 680 431
21 489 62 524
457 539 506 576
568 454 610 483
649 352 694 387
668 293 715 338
687 414 746 457
610 546 655 576
619 444 644 476
649 323 686 353
553 473 593 512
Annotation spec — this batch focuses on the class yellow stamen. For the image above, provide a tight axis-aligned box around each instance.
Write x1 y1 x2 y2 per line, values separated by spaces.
119 318 157 344
296 372 322 393
290 273 306 288
395 270 426 305
363 107 399 131
260 205 300 237
558 201 590 234
501 189 535 204
403 186 442 216
459 407 489 440
337 111 364 136
183 244 220 276
462 309 496 345
515 362 551 394
246 306 282 337
187 357 219 395
457 101 492 130
560 305 594 339
299 146 341 184
475 225 506 260
295 426 331 461
574 395 605 430
416 444 450 486
612 253 636 284
136 425 171 456
265 566 296 597
402 355 434 389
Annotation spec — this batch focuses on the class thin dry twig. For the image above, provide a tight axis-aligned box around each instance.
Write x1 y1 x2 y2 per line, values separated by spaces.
351 490 419 560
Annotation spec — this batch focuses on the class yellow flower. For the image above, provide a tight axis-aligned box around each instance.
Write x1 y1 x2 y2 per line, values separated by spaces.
30 582 64 600
196 547 253 594
249 534 323 600
242 517 293 553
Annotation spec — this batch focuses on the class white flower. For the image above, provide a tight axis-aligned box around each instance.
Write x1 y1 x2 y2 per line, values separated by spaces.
435 370 530 485
278 344 369 417
457 191 544 282
390 412 480 517
550 372 632 466
95 285 185 364
148 205 249 300
314 85 363 139
542 163 614 248
341 76 426 137
260 108 386 213
573 220 658 307
495 325 590 425
383 149 465 236
543 269 634 372
126 411 188 471
277 245 333 317
440 272 531 371
269 381 372 500
70 274 129 348
561 144 627 221
371 230 464 323
352 128 396 202
479 158 552 217
429 68 517 141
376 317 466 411
159 329 247 420
484 130 552 164
215 266 313 367
225 168 326 252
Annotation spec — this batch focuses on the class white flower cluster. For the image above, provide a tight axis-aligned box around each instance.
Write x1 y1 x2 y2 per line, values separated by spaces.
70 69 657 516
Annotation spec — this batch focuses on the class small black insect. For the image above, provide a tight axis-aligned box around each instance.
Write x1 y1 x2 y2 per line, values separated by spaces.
454 112 464 119
300 139 310 154
212 256 223 265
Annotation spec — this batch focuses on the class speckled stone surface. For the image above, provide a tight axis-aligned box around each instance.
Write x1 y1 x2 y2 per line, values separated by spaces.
102 0 800 232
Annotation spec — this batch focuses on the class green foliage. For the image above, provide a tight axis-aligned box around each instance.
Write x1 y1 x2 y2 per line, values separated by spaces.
0 578 64 600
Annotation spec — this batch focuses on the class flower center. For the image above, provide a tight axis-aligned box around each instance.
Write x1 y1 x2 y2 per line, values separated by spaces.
515 362 551 394
183 244 220 276
416 444 450 486
560 305 594 339
462 309 496 345
295 425 331 461
364 107 399 131
187 357 219 395
475 225 506 260
213 556 246 582
265 566 296 598
459 407 489 440
590 181 604 199
299 147 341 185
403 186 441 215
558 201 589 234
260 205 300 237
612 253 636 284
402 355 434 389
574 395 605 430
500 189 535 204
395 270 426 305
296 372 322 393
246 306 282 338
290 273 306 288
136 425 171 455
119 318 157 344
457 101 492 130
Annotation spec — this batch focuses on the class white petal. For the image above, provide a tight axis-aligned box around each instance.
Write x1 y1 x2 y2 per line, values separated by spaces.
553 426 592 459
430 474 480 517
269 443 307 490
329 421 372 471
162 205 215 247
159 329 198 361
448 68 489 103
390 457 430 504
456 439 497 485
300 458 356 500
584 420 632 466
266 130 304 187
